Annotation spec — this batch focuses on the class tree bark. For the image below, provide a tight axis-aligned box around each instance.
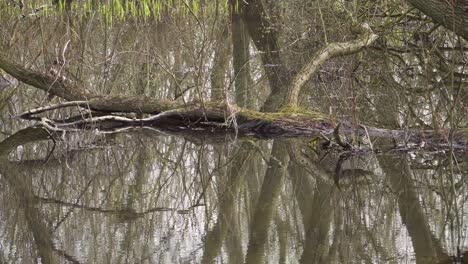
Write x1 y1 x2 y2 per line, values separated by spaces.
285 23 378 107
211 24 232 101
232 12 254 109
1 49 467 150
408 0 468 40
0 50 184 113
285 24 378 106
233 0 291 112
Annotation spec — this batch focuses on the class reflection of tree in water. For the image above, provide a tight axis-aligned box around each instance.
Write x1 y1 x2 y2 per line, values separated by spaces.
0 0 466 263
0 129 466 263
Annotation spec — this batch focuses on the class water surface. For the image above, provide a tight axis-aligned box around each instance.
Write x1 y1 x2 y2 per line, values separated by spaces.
0 129 466 263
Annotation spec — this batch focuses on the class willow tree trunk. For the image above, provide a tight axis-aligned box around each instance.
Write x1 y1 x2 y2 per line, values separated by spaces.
210 24 231 101
232 12 254 109
408 0 468 40
234 0 291 112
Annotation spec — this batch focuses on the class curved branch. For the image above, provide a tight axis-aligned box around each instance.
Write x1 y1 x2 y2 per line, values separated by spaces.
285 23 378 107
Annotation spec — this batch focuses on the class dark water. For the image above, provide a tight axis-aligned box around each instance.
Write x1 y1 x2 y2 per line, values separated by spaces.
0 129 466 264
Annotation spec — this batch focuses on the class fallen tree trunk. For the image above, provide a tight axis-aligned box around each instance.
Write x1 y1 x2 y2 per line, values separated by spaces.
0 52 188 114
0 50 335 132
0 51 467 150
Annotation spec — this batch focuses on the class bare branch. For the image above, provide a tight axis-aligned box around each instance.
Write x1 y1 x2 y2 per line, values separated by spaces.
285 23 378 107
14 101 89 119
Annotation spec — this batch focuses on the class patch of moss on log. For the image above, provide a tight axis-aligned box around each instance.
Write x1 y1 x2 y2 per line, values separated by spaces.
236 107 336 136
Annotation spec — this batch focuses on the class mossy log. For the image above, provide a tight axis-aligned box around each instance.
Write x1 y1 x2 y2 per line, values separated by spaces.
0 51 467 150
0 51 335 134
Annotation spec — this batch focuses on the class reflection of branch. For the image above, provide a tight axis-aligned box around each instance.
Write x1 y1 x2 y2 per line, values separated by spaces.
289 140 376 188
54 177 95 230
288 140 335 185
53 247 81 264
245 141 289 263
0 127 51 158
37 196 203 219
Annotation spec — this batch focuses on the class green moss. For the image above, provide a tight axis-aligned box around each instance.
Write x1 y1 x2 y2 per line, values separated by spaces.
238 106 333 123
278 105 330 119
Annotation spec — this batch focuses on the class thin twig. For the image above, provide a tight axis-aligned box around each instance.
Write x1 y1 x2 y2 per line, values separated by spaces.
14 100 89 119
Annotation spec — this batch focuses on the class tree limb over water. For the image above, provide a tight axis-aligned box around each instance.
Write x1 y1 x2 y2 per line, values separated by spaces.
0 45 466 151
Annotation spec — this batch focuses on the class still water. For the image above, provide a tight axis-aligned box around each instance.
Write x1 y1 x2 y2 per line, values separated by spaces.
0 129 466 263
